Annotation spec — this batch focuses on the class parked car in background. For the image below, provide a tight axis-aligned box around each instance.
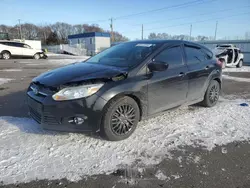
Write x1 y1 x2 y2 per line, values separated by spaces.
214 44 244 68
27 40 222 141
0 41 47 60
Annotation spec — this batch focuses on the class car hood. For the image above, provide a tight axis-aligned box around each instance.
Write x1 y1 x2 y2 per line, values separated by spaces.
33 62 128 87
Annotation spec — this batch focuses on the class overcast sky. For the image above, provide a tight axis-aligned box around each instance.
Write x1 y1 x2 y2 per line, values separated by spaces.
1 0 250 40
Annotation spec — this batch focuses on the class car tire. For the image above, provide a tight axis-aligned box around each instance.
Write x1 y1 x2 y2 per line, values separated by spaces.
33 53 40 60
236 59 243 68
201 80 220 107
2 51 11 60
100 96 140 141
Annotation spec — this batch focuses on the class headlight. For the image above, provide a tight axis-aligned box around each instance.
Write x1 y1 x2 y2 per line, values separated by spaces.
52 83 103 101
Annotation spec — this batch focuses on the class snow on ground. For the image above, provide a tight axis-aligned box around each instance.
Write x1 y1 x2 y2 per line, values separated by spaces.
224 66 250 72
47 59 85 65
0 69 22 72
222 75 250 82
0 99 250 184
46 53 90 60
0 78 12 85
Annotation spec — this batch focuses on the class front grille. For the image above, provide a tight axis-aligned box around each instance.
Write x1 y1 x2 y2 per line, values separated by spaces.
29 107 42 124
28 97 60 125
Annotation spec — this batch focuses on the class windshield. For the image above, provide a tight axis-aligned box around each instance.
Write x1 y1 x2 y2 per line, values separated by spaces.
85 42 162 68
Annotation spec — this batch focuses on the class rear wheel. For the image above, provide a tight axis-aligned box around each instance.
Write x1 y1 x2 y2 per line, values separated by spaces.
33 53 40 60
236 59 243 68
2 51 11 60
100 96 140 141
201 80 220 107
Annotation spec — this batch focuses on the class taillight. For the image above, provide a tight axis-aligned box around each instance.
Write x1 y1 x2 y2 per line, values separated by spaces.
216 59 223 67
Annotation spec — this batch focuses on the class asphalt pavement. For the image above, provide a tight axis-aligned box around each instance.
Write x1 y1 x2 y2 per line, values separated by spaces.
0 59 250 188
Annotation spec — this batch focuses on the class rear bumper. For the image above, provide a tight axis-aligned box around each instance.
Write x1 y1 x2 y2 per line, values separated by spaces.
27 91 107 132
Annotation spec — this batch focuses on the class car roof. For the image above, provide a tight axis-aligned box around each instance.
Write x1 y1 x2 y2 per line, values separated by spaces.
0 40 26 45
125 40 209 49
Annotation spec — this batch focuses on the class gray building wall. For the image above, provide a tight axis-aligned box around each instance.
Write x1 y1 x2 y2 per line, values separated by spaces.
69 36 110 56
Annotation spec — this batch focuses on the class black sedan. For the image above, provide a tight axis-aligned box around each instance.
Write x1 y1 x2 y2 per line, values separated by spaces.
27 40 222 141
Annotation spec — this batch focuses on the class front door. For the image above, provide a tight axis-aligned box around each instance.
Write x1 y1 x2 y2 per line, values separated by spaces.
147 45 188 115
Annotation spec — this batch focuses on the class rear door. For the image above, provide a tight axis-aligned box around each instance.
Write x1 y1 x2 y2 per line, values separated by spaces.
184 44 214 101
147 44 188 115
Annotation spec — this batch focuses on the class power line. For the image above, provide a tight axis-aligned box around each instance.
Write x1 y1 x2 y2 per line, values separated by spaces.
82 0 210 24
129 5 250 27
121 11 250 34
114 0 204 20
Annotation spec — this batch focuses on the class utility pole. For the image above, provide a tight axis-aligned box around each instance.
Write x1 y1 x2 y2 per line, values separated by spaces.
18 19 22 39
110 18 114 43
189 24 192 41
141 24 144 40
214 21 218 40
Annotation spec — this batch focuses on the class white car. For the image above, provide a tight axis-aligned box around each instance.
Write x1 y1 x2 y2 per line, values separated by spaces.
0 41 47 60
214 44 244 68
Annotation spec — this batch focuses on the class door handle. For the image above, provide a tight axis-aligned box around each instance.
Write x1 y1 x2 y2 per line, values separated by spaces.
205 66 210 70
179 72 185 77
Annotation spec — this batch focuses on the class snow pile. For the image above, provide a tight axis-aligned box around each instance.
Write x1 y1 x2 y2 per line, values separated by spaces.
222 75 250 82
0 69 22 72
224 66 250 73
155 170 169 181
0 99 250 184
0 78 12 85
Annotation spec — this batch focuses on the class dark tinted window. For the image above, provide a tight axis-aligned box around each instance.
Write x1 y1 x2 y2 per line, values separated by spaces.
185 45 208 64
154 46 183 68
4 42 23 47
201 48 213 59
86 42 162 68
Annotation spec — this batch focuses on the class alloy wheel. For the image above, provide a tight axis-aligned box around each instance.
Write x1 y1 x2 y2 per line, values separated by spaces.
3 53 10 60
209 84 219 104
34 54 40 60
111 104 136 135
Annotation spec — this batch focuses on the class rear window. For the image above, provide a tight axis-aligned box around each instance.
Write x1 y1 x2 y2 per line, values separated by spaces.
185 45 209 64
201 47 213 60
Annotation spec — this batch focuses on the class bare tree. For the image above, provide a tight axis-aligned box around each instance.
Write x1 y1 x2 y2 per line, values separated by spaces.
51 22 73 43
21 23 39 40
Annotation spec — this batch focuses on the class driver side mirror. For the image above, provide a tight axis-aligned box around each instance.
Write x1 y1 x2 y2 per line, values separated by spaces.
148 62 168 72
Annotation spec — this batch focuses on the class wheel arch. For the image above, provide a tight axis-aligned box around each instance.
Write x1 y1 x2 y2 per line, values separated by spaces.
1 50 11 55
213 77 222 89
100 92 145 126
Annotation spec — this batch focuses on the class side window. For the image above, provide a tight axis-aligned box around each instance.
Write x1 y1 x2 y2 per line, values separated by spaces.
201 48 213 60
185 45 207 64
7 42 22 47
154 46 183 68
23 44 31 48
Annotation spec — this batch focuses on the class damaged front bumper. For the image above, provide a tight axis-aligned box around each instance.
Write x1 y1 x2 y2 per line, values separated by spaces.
27 90 107 132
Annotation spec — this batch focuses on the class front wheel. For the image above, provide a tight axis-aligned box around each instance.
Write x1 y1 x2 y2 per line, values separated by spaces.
236 59 243 68
100 96 140 141
201 80 220 107
33 53 40 60
2 51 11 60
